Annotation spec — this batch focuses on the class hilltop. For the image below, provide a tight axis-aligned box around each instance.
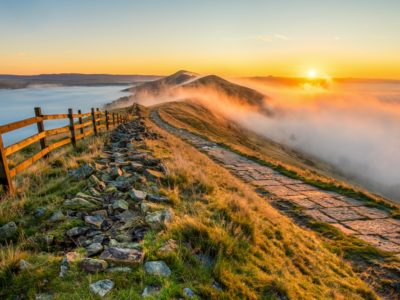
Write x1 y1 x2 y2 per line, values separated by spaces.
1 105 398 299
107 70 267 110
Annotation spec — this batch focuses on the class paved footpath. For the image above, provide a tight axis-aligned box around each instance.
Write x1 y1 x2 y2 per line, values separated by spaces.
151 111 400 255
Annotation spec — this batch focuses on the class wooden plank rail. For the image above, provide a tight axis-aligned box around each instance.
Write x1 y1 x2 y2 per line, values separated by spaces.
75 121 92 130
46 125 70 136
43 114 69 120
0 117 42 134
0 105 134 194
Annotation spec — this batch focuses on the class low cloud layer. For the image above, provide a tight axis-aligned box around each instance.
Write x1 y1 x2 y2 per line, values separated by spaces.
129 77 400 202
233 80 400 201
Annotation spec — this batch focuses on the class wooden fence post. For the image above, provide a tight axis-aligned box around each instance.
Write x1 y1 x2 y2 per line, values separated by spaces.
91 108 98 136
34 107 48 158
78 109 84 139
112 113 115 127
68 108 76 147
96 108 101 131
0 134 13 194
105 110 110 131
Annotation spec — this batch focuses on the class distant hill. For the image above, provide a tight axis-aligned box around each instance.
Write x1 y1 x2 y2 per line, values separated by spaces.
108 70 268 110
0 73 161 89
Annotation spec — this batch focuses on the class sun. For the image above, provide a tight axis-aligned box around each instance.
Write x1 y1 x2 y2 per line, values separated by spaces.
307 69 317 79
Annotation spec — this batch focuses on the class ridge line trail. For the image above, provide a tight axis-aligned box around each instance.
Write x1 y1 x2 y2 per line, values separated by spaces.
150 109 400 255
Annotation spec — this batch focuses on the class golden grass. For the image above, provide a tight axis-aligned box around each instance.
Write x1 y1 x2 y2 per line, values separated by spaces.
0 135 105 225
145 118 377 299
155 101 398 210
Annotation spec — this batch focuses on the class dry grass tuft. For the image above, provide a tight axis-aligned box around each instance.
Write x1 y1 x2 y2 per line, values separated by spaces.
146 118 377 299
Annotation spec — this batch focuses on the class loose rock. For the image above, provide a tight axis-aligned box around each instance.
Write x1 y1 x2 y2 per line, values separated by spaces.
183 287 195 298
0 222 17 241
99 247 144 265
145 209 173 229
86 242 104 256
144 261 171 277
69 164 94 180
19 259 31 270
66 226 88 238
112 199 129 211
63 198 97 210
48 211 65 222
84 215 104 229
79 258 108 273
142 285 161 297
89 279 114 297
129 189 147 201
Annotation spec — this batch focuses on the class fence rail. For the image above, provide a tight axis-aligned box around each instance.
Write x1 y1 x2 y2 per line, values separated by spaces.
0 106 130 194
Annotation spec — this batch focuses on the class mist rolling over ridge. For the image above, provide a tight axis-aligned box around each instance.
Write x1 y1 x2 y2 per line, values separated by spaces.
234 79 400 202
113 72 400 202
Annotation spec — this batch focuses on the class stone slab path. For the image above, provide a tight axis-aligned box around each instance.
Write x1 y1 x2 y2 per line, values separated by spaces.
151 111 400 255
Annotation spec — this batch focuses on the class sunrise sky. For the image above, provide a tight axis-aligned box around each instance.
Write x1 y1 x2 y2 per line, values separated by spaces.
1 0 400 79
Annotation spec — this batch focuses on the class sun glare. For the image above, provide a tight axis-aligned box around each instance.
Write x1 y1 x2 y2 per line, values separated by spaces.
307 69 317 79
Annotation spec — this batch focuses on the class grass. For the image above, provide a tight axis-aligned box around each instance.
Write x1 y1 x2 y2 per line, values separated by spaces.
151 101 400 297
0 110 380 299
144 120 377 299
155 101 400 216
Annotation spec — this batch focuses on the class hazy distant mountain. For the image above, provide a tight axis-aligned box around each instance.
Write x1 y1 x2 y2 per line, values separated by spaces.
108 70 267 109
122 70 199 95
0 73 161 89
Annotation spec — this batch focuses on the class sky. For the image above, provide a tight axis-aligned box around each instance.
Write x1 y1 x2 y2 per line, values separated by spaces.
1 0 400 78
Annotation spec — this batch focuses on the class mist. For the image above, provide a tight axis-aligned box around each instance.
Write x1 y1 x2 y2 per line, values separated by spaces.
128 77 400 202
233 79 400 202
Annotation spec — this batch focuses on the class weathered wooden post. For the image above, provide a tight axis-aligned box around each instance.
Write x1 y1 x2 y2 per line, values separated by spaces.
77 109 84 139
112 113 116 127
105 110 110 131
91 108 98 136
0 134 13 193
96 108 101 131
68 108 77 147
34 107 48 157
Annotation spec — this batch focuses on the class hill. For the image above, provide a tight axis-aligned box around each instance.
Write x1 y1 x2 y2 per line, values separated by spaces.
0 74 161 89
106 70 268 110
0 106 391 299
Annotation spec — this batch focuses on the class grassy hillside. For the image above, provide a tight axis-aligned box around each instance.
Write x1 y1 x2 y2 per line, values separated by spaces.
0 110 380 299
155 101 400 215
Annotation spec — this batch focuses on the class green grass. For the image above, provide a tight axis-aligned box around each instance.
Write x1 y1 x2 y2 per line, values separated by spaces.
0 107 389 299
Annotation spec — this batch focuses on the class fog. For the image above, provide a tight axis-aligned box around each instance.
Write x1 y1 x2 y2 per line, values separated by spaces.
131 78 400 202
233 80 400 202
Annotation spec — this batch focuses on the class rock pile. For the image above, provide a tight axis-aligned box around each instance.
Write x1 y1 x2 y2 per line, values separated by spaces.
59 112 176 296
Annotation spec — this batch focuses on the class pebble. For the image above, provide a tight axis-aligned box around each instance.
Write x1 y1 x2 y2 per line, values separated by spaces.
183 287 195 298
142 285 161 297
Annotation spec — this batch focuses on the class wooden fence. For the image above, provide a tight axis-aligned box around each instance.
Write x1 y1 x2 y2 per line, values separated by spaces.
0 107 130 194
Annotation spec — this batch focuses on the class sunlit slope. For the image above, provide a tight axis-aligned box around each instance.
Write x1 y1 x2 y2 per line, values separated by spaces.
107 70 268 110
146 116 377 299
155 100 399 210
